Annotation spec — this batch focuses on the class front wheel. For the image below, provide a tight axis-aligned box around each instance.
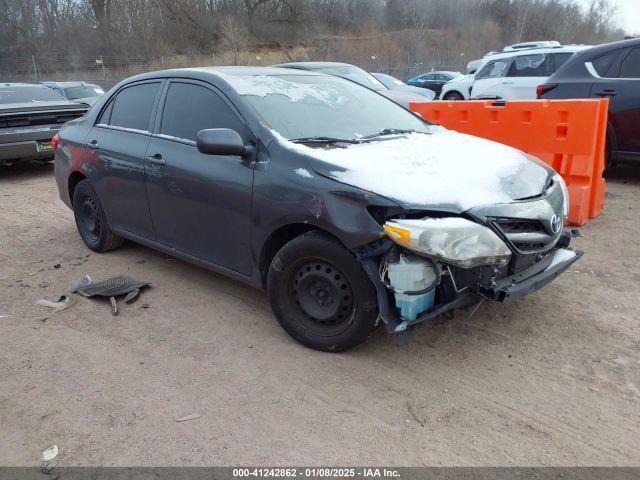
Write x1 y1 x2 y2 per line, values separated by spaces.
443 91 464 101
267 231 378 352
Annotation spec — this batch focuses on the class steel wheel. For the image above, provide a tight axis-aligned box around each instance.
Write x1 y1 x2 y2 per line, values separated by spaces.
78 194 101 242
289 260 355 336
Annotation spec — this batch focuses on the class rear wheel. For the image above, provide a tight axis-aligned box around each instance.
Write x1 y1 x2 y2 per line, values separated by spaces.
267 231 378 352
72 180 124 252
443 91 464 101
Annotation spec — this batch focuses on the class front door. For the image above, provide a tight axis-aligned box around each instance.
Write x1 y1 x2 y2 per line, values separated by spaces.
144 80 254 275
470 58 511 99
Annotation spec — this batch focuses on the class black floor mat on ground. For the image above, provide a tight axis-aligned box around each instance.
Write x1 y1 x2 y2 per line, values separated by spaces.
76 276 149 298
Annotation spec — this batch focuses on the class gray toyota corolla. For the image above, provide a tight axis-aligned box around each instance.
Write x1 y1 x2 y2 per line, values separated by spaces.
53 66 582 351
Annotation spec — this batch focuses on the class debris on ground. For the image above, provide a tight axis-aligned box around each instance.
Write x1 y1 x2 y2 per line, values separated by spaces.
41 445 58 462
124 288 140 304
36 296 75 313
175 414 201 422
76 276 150 316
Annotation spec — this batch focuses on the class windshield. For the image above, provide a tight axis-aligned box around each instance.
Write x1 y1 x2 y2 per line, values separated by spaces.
64 85 104 99
0 86 65 104
314 66 386 91
229 74 429 141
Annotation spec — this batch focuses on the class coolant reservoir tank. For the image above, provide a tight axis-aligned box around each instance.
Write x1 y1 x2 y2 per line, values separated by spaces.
387 254 437 321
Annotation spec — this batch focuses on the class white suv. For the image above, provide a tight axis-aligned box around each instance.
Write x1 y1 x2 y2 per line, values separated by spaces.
441 45 590 101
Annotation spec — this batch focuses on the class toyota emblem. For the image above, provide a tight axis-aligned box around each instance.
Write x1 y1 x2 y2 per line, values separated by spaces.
550 214 562 234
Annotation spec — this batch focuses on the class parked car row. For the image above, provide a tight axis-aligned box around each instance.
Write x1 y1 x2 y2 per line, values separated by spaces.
437 38 640 166
441 44 591 101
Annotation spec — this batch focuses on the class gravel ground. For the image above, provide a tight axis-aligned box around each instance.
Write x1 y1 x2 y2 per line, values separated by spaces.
1 162 639 466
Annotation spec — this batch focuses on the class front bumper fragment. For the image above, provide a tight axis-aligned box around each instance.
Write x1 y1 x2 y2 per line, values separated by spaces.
493 248 582 302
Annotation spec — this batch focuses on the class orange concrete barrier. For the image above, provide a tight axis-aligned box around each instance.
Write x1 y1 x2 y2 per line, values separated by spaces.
410 99 609 226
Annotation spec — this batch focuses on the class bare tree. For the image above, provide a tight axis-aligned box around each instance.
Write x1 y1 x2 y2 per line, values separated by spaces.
220 14 249 65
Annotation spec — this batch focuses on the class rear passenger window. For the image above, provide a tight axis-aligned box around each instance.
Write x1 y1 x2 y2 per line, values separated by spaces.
108 82 160 131
591 51 620 77
551 53 573 72
160 82 243 142
620 48 640 78
507 54 550 77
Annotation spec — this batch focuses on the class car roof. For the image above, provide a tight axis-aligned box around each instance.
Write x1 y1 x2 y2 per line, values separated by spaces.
41 81 101 87
272 62 354 69
107 66 330 95
1 82 51 88
576 37 640 58
483 45 591 62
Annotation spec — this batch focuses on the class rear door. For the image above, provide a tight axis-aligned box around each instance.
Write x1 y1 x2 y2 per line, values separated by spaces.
499 53 551 99
589 46 640 160
144 80 255 275
86 80 162 239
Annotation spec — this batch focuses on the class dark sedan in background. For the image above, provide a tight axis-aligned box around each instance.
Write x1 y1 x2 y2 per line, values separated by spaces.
406 71 463 97
41 81 105 106
0 83 88 166
273 62 434 107
538 38 640 166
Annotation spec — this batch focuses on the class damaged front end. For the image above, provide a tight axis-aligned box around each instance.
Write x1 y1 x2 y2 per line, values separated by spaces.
355 180 583 343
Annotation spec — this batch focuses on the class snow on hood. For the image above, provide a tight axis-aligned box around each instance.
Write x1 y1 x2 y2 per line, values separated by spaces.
276 129 552 212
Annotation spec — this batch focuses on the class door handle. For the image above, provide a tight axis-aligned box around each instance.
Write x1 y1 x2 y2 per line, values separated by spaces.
146 153 166 166
595 89 617 97
86 139 99 150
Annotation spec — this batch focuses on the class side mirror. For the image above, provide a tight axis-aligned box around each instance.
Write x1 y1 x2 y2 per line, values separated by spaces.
196 128 247 156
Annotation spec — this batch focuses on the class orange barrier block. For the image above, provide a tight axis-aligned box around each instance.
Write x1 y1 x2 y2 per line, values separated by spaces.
410 99 608 226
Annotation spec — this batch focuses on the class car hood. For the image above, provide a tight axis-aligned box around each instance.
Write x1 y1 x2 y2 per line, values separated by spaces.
446 74 474 85
280 128 552 213
379 89 435 108
400 85 436 99
71 96 100 106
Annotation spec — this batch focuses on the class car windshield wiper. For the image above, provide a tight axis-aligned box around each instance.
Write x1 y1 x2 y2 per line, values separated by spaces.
290 136 361 145
359 128 421 140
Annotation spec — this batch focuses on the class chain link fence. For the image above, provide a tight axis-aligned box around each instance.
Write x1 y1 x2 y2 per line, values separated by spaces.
0 53 465 89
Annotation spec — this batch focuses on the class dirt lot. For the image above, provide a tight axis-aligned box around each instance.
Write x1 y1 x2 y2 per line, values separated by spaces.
1 161 639 467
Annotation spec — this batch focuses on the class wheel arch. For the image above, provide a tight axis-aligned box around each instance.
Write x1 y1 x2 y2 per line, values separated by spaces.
258 223 346 289
443 90 464 100
68 170 88 206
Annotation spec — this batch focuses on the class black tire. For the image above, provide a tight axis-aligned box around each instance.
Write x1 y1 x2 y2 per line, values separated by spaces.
72 179 124 252
604 136 616 173
267 231 378 352
443 91 464 101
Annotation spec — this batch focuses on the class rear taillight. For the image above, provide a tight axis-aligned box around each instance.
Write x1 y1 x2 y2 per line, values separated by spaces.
536 83 558 97
51 133 59 150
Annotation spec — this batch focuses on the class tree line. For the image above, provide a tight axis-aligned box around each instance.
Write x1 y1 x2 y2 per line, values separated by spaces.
0 0 624 77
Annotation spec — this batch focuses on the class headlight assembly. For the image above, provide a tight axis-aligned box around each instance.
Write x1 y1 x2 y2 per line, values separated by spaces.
383 217 511 268
554 173 569 218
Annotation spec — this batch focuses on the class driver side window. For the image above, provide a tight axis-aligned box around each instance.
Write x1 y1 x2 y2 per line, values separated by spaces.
160 82 244 143
476 60 509 80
